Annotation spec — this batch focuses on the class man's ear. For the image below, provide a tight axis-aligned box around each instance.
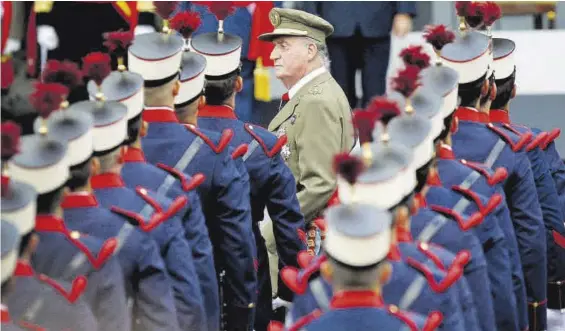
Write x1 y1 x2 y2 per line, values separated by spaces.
480 79 489 97
140 120 148 137
511 84 517 99
489 83 497 101
198 95 206 109
22 233 39 262
320 260 333 282
173 80 181 97
307 43 318 61
235 76 243 93
90 157 101 176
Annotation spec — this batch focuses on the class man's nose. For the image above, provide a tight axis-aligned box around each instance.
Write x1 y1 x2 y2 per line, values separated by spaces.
270 47 279 61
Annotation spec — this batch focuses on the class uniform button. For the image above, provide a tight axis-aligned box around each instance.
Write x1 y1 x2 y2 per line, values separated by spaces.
248 303 255 308
139 188 147 195
70 231 81 239
389 305 399 313
420 243 429 251
249 125 253 130
461 159 468 164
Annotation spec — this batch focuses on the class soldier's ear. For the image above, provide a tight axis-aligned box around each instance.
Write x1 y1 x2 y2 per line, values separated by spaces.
173 80 181 97
235 76 243 93
140 121 148 137
511 84 517 99
90 157 101 176
480 79 489 97
22 233 39 262
198 95 206 109
395 205 409 225
489 83 497 101
320 260 333 282
378 262 392 285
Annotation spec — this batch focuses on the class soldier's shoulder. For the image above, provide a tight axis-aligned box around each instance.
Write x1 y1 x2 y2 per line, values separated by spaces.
243 123 288 158
184 124 233 155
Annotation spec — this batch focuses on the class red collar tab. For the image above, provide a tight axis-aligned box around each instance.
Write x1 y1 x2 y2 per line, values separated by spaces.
489 109 510 124
1 305 10 323
91 173 125 189
387 243 403 261
330 290 384 309
35 214 68 234
478 112 490 124
438 144 455 160
1 175 9 197
415 193 427 209
142 107 179 123
198 105 238 119
61 192 99 209
14 260 34 277
282 93 290 102
426 170 442 187
454 107 484 123
122 147 146 163
396 228 413 243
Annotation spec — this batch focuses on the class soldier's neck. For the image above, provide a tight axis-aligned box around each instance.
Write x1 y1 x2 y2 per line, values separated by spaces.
284 62 323 91
72 181 93 194
130 139 142 150
52 206 64 219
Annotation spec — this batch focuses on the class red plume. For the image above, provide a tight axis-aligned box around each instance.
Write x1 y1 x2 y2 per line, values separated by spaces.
399 45 430 70
153 1 179 20
366 97 401 126
208 1 236 20
41 60 84 90
391 65 421 98
480 1 502 27
423 25 456 51
103 30 134 57
455 1 470 16
1 121 21 162
170 11 202 39
29 82 68 119
459 1 483 28
82 52 111 86
352 108 380 144
333 153 365 185
1 176 9 197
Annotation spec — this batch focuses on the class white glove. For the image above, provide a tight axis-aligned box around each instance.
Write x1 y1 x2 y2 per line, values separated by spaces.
247 3 256 15
37 25 59 50
134 25 156 36
272 297 292 311
5 38 21 54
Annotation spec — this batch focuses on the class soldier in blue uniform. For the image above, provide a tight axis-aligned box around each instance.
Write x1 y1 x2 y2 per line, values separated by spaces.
292 203 443 331
487 37 565 329
189 20 306 331
442 28 548 331
86 36 216 331
1 220 25 331
128 20 257 331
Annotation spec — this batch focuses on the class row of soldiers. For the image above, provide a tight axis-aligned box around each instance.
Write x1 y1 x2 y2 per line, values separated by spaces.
269 2 565 331
1 2 306 331
1 2 565 331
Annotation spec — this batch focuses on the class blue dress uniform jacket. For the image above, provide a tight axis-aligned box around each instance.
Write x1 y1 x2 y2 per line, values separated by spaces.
31 217 130 331
288 253 466 331
90 173 205 331
61 192 180 331
425 185 515 331
6 262 97 331
198 106 306 329
436 151 529 330
538 129 565 215
141 107 257 327
120 146 219 331
452 107 547 330
299 1 416 38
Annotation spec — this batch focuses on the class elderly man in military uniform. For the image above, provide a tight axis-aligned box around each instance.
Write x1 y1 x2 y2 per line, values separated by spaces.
258 7 355 308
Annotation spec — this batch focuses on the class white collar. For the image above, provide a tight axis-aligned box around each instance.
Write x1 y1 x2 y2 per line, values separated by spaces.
144 106 175 112
288 66 326 99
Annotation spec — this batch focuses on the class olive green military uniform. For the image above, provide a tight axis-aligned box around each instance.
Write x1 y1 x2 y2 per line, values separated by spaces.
259 8 354 294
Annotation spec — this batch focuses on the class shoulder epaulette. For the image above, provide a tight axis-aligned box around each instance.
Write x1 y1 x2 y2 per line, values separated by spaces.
37 274 87 304
459 159 508 186
281 255 327 294
244 123 288 158
423 311 444 331
231 143 248 160
541 128 561 150
287 309 323 331
184 124 233 154
526 131 548 152
156 163 206 192
487 123 532 152
417 243 446 271
111 186 187 232
66 235 118 269
451 186 502 216
502 123 547 152
553 230 565 249
386 305 418 331
429 205 484 231
297 250 315 269
419 243 471 275
405 257 463 293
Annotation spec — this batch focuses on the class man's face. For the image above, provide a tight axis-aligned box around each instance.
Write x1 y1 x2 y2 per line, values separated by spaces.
270 36 310 83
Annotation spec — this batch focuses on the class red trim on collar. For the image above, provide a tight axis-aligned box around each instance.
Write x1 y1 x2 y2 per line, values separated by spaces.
330 290 384 309
454 107 483 123
61 192 99 209
415 193 427 209
387 243 403 261
396 228 413 243
198 105 238 119
282 93 290 102
438 144 455 160
142 108 179 123
91 173 125 189
122 147 146 163
478 112 490 124
1 306 10 323
489 109 510 124
427 171 442 187
35 214 68 233
14 260 34 277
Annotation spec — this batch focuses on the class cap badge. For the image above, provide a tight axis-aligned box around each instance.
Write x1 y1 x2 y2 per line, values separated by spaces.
270 11 281 27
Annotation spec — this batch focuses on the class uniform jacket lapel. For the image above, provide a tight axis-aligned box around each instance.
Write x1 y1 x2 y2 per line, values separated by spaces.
268 72 332 132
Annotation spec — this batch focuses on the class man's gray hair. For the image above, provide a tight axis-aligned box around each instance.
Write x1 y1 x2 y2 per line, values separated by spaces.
304 37 331 69
98 148 122 173
330 259 380 290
